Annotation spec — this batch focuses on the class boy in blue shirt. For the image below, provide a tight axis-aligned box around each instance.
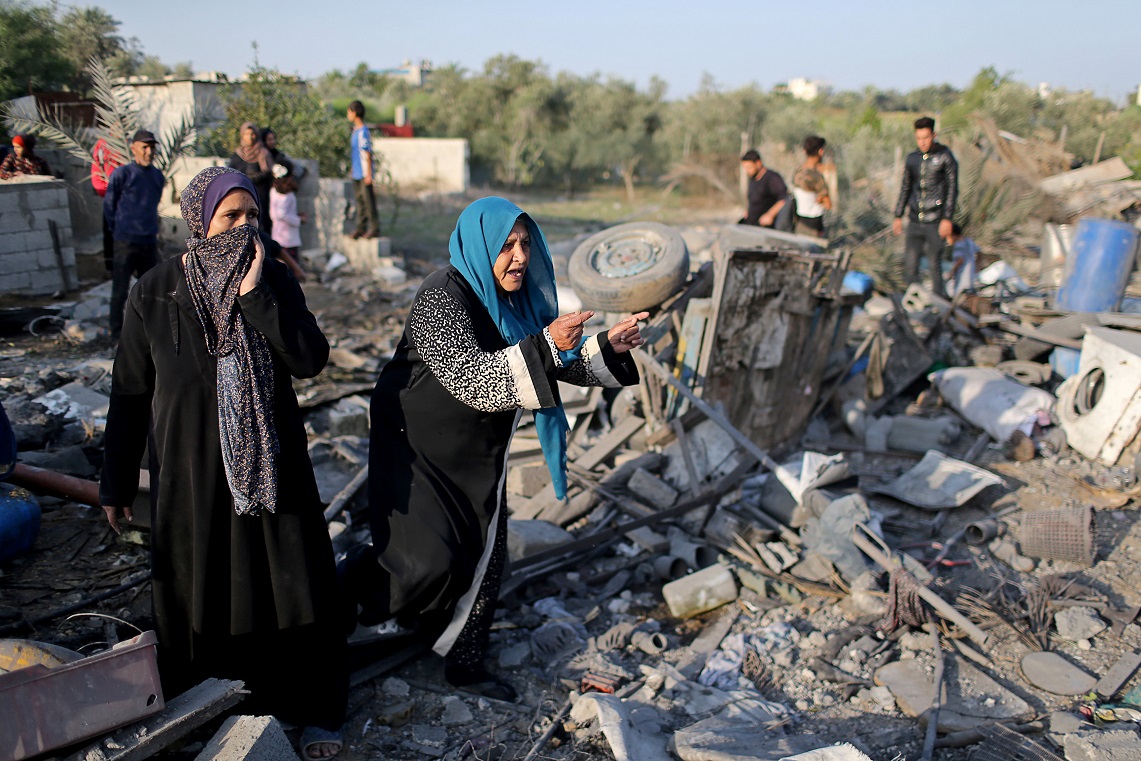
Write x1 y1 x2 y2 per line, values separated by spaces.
946 222 979 296
347 100 380 239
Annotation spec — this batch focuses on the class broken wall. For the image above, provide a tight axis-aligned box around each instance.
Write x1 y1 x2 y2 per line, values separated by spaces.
375 137 469 195
0 177 77 295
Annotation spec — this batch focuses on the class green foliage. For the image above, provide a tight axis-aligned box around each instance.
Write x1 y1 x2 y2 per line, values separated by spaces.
1 57 197 183
199 64 349 178
0 1 73 100
58 6 135 94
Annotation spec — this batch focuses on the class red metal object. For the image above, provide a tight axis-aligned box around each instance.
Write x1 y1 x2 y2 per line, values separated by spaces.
0 631 165 760
580 672 620 694
8 463 101 507
377 123 414 138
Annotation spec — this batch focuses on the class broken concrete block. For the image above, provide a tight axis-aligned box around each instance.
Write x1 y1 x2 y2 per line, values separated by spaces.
325 395 370 438
507 519 573 562
1054 606 1107 642
33 382 110 431
409 723 447 751
625 526 669 553
506 461 551 497
672 717 820 761
372 262 407 287
17 446 95 477
1097 650 1141 699
628 467 678 509
440 695 473 725
662 564 737 619
1020 651 1097 695
193 715 301 761
1063 730 1141 761
1049 710 1087 734
497 641 531 669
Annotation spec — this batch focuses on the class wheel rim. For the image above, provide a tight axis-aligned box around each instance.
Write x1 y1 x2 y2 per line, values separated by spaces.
589 232 664 278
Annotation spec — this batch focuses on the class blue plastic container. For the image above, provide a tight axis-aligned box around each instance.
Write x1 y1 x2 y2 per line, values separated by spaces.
1056 218 1140 313
1050 347 1082 379
842 271 875 296
0 483 41 562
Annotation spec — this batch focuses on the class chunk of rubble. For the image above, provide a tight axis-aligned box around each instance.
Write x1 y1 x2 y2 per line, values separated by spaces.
194 715 301 761
1054 606 1107 642
1063 730 1141 761
662 564 737 619
507 519 573 562
33 382 110 431
875 656 1031 731
1020 651 1097 695
866 450 1003 510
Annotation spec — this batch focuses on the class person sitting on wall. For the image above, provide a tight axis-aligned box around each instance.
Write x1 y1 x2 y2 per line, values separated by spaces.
0 135 52 179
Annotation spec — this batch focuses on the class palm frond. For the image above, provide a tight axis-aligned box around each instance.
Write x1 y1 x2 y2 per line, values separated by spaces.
0 107 95 166
87 56 138 162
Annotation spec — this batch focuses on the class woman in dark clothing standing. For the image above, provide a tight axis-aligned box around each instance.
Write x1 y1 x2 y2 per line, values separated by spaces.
346 196 647 700
99 166 346 759
228 122 274 234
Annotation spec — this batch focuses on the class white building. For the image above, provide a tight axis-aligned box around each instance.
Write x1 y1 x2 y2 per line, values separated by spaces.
379 60 433 88
787 77 826 101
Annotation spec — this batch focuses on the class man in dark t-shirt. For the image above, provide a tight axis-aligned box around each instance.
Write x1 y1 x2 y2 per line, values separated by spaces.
738 149 787 228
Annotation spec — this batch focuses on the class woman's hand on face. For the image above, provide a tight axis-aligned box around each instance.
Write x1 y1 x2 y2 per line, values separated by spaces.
548 311 594 351
608 312 649 353
239 233 265 296
102 504 133 535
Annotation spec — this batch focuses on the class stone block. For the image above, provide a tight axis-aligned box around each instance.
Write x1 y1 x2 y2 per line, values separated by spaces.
0 271 32 292
507 461 551 497
325 395 370 438
0 210 34 234
1063 730 1141 761
28 267 66 295
507 519 573 562
0 232 29 256
627 467 678 509
193 715 301 761
0 250 36 275
339 235 389 274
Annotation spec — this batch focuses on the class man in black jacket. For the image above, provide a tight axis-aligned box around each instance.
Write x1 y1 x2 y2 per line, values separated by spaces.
892 116 957 298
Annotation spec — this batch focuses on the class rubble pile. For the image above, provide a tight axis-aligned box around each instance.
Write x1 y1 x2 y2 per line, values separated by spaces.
4 216 1141 761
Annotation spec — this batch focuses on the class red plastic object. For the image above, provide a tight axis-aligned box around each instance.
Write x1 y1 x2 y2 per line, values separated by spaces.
581 672 620 694
0 631 165 760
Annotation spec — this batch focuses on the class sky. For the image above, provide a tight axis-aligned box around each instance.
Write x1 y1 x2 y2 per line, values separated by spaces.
95 0 1138 103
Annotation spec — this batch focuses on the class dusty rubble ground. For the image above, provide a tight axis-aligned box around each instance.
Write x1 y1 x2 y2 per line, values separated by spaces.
3 192 1141 761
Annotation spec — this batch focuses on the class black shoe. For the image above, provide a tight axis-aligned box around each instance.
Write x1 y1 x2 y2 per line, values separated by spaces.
445 664 518 703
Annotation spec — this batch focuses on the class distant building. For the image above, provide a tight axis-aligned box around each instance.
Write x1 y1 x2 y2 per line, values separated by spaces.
378 60 433 88
786 77 826 101
114 76 229 144
1038 81 1051 99
1136 84 1141 107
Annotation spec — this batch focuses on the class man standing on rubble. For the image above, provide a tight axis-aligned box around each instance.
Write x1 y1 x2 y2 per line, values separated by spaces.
739 149 787 228
104 130 163 341
892 116 958 299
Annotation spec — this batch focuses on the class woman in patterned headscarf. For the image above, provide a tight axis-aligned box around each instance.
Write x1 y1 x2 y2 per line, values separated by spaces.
228 122 274 234
99 166 346 758
344 196 647 701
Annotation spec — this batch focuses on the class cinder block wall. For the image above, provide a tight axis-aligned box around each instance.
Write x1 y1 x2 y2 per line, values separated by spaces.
375 137 469 195
0 177 77 295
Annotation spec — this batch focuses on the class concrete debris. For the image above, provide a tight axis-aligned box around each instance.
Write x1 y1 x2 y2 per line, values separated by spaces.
13 201 1141 761
1054 606 1107 642
662 563 738 619
1062 729 1141 761
866 450 1004 510
193 715 301 761
1020 651 1097 695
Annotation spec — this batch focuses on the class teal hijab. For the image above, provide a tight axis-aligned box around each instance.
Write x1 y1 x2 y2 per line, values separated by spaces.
449 197 583 500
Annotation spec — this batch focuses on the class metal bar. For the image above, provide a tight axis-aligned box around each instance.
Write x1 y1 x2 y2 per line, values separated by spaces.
633 349 802 497
323 465 368 523
851 523 989 647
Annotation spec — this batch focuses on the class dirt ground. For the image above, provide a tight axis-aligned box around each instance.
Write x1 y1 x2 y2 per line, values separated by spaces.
3 193 1141 760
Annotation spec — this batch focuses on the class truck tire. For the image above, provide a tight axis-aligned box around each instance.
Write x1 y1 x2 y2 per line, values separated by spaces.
568 222 689 313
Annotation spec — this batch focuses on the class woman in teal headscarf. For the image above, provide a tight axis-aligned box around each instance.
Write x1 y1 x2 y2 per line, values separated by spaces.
351 197 646 700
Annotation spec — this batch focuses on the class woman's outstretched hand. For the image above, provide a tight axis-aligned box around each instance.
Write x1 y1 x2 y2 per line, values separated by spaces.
239 232 265 296
548 311 595 351
608 312 649 353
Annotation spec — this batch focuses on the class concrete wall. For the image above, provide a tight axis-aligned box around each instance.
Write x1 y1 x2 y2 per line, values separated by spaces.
376 137 469 195
0 177 77 295
126 80 226 142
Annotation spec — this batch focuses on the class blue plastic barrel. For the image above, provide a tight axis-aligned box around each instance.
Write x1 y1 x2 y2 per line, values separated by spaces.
1056 218 1140 312
0 483 41 562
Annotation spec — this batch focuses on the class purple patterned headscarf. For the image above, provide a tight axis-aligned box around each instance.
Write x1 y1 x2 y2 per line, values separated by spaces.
180 166 278 516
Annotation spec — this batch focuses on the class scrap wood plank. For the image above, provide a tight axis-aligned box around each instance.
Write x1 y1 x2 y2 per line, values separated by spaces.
61 678 245 761
512 416 645 520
